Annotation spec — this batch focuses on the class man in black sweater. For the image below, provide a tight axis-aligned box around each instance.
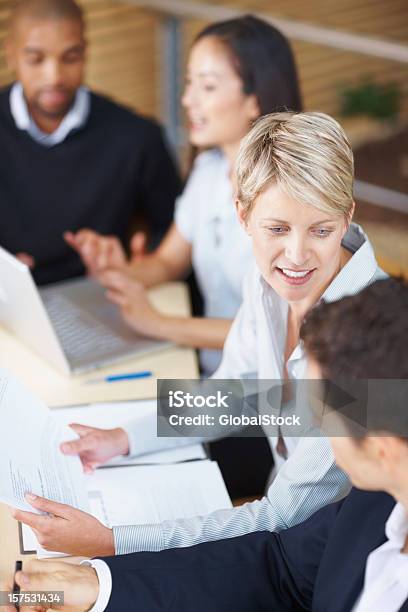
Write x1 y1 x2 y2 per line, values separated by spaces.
1 0 181 285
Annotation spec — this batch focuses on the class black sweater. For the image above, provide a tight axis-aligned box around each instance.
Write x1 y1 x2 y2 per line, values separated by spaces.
0 86 181 285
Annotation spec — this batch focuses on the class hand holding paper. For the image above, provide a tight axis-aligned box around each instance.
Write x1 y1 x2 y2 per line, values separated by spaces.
0 372 89 514
12 493 114 557
0 370 230 559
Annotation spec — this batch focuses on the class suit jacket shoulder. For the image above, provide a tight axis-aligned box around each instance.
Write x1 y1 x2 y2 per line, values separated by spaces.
312 489 398 612
102 489 404 612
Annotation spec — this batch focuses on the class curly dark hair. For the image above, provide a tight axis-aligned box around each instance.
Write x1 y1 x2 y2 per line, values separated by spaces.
301 277 408 379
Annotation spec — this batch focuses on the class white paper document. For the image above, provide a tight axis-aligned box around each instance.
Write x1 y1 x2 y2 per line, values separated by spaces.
85 460 232 528
22 460 231 556
0 370 89 513
0 371 229 558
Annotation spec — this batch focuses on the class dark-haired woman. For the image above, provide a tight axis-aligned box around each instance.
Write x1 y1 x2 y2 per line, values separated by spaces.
66 15 301 376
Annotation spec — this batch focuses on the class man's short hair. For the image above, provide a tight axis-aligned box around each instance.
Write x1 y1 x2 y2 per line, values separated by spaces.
301 277 408 379
10 0 84 30
236 111 354 220
301 278 408 438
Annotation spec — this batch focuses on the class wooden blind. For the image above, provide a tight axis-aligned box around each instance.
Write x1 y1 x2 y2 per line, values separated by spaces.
193 0 408 43
0 0 406 122
181 1 408 119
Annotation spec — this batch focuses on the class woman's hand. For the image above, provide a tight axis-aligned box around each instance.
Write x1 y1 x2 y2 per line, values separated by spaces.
101 269 167 338
64 229 128 279
15 252 35 269
60 425 130 473
11 494 115 558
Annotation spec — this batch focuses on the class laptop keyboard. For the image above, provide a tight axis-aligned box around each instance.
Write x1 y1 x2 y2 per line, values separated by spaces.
42 292 133 362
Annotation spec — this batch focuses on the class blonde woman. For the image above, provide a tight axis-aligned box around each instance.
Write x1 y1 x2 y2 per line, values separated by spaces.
14 112 385 558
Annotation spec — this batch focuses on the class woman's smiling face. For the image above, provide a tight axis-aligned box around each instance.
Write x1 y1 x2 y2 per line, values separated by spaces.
239 183 350 305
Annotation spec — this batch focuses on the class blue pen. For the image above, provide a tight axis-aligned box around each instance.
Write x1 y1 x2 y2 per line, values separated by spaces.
86 370 153 384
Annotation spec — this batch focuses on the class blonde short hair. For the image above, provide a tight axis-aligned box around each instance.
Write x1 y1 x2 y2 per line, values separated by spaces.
236 111 354 219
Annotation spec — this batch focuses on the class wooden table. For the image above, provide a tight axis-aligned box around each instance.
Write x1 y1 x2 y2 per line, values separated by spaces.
0 281 199 582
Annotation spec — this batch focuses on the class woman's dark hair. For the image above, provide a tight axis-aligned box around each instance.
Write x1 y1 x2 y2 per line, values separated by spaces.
195 15 302 115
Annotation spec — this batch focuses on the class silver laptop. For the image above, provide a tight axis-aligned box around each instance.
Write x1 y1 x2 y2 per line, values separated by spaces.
0 245 172 374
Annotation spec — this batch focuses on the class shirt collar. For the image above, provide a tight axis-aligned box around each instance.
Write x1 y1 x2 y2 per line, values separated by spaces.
10 81 90 146
385 502 408 549
322 223 379 303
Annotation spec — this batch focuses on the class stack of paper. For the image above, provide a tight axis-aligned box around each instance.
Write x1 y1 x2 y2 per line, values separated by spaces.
0 370 231 559
22 459 231 557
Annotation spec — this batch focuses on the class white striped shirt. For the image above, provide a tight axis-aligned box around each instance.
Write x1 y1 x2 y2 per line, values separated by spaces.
116 223 385 554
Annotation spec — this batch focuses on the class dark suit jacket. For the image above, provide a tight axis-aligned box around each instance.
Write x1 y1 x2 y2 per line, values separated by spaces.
103 489 408 611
